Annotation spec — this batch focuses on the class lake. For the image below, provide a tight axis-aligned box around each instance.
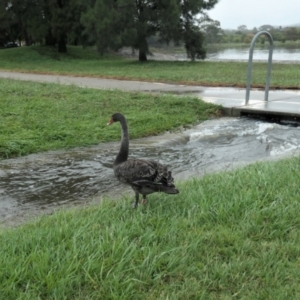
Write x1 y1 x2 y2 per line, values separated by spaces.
206 44 300 62
150 44 300 62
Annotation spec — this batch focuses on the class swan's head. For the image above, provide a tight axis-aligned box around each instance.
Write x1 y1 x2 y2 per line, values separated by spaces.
107 112 125 125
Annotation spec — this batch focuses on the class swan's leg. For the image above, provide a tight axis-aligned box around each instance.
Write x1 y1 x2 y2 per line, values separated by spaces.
132 192 139 209
142 195 147 205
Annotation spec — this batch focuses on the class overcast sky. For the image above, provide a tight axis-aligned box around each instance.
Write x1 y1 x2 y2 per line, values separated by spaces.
208 0 300 30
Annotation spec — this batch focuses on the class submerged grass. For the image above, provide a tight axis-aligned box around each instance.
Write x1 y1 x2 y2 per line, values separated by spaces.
0 78 219 158
1 156 300 298
0 46 299 89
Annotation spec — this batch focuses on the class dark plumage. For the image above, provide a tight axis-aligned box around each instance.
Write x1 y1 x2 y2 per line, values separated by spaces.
107 112 179 208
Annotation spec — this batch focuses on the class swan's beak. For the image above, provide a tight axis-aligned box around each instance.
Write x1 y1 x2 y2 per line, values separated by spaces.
107 118 114 125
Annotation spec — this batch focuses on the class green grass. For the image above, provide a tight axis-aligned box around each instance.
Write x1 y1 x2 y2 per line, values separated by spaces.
1 44 300 299
0 45 299 89
1 156 300 299
0 78 219 158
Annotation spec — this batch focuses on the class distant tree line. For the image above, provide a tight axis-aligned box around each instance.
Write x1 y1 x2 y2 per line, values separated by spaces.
204 23 300 45
0 0 219 61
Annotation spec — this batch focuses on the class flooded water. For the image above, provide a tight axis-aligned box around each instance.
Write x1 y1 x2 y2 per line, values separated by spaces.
150 45 300 63
206 45 300 62
1 117 300 226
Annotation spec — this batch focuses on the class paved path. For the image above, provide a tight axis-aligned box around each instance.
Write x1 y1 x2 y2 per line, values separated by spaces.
1 70 300 119
0 70 205 93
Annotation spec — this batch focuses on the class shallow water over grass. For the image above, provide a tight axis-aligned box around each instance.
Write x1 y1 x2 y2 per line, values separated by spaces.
1 116 300 226
206 45 300 62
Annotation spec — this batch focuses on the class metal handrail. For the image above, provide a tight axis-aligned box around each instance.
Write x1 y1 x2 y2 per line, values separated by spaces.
245 31 273 105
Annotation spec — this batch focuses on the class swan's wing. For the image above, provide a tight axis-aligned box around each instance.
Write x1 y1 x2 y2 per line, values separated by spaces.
114 159 157 183
114 159 174 187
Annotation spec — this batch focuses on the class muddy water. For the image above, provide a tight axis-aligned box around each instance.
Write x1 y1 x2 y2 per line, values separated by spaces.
1 117 300 226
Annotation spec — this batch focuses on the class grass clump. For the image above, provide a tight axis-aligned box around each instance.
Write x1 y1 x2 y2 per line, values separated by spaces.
0 78 219 158
0 46 299 89
1 156 300 299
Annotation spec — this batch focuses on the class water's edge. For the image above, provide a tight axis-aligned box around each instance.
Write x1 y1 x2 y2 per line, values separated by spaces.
1 117 300 227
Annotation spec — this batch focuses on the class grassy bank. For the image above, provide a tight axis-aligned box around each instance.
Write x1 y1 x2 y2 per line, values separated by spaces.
0 46 299 89
1 156 300 299
0 78 219 158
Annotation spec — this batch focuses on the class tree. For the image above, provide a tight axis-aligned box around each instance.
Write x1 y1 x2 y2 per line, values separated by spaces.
0 0 30 45
237 25 247 32
0 2 12 46
1 0 87 52
204 21 222 44
82 0 219 61
284 27 300 41
42 0 87 52
259 24 274 31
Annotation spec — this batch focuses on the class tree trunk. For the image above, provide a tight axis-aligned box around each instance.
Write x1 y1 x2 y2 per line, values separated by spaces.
139 49 147 61
138 35 148 62
45 28 56 46
57 34 67 53
24 29 32 46
56 0 67 52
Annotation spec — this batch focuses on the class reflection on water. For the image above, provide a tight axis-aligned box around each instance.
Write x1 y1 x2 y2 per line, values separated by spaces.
206 45 300 61
1 117 300 224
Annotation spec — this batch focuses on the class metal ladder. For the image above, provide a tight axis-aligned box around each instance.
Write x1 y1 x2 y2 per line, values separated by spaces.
245 31 273 105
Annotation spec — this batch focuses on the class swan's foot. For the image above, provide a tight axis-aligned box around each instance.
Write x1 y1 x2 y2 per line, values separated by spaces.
142 198 147 205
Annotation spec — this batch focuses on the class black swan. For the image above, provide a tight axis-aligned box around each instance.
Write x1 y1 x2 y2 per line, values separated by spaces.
107 112 179 208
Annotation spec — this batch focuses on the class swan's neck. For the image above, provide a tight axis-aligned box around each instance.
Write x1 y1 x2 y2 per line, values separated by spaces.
114 119 129 166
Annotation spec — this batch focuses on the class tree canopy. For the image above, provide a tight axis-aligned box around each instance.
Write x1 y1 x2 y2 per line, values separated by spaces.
0 0 219 60
84 0 219 61
0 0 87 52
